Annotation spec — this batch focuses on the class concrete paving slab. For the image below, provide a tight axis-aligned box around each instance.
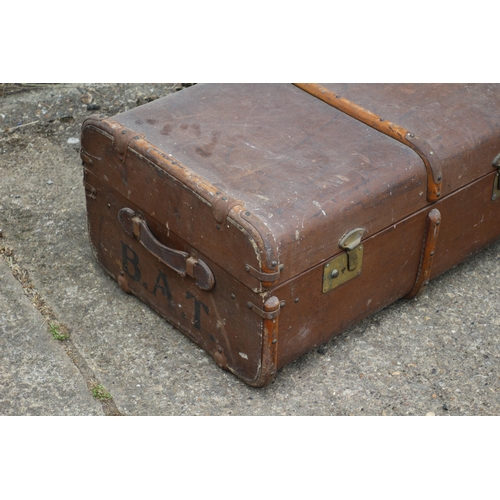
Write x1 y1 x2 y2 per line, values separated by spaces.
1 84 499 415
0 259 103 415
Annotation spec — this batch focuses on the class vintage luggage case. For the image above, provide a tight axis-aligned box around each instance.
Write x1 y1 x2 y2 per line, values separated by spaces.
80 83 500 387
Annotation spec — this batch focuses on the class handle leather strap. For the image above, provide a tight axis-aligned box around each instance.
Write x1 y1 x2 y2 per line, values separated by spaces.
118 208 215 291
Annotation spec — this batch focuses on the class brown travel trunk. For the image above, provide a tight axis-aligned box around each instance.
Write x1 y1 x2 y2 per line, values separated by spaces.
80 83 500 387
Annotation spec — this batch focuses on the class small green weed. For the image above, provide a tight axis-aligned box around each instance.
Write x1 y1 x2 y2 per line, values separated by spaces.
91 384 112 400
48 322 69 341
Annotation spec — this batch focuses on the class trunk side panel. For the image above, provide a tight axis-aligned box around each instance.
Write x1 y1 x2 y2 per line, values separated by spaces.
274 172 500 369
83 162 267 385
274 210 426 368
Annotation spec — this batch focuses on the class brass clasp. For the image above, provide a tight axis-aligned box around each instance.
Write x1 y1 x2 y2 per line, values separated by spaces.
492 153 500 201
322 228 365 293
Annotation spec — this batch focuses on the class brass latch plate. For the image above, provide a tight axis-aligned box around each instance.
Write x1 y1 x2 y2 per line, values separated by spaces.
322 244 363 293
492 171 500 201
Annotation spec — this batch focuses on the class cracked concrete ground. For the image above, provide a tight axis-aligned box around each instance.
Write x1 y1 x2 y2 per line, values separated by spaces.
1 83 499 416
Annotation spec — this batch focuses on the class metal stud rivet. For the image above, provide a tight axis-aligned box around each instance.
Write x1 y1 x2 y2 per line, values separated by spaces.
294 298 299 303
330 269 339 279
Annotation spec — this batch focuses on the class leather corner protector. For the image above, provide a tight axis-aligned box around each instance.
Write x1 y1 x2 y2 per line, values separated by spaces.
212 193 243 225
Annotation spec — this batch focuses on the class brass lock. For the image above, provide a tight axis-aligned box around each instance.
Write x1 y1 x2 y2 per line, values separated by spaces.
492 153 500 201
322 228 365 293
493 152 500 167
492 171 500 201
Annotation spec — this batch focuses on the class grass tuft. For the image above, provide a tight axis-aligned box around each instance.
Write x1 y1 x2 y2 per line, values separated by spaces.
48 322 69 341
91 384 112 400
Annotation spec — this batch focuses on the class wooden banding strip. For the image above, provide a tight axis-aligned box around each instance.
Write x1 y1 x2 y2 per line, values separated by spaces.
405 208 441 299
293 83 443 202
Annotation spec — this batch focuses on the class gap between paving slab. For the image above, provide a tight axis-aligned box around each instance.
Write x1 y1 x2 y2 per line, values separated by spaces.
0 245 120 415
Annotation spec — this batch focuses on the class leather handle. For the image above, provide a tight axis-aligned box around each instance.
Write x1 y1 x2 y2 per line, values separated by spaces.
118 208 215 291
